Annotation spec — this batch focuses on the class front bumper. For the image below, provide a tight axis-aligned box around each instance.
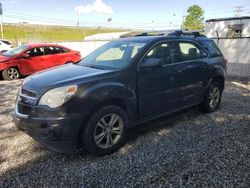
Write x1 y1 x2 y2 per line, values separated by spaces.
12 104 86 153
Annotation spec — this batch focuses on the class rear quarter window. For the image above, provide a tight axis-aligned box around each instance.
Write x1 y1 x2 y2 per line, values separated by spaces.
61 48 69 53
200 41 222 58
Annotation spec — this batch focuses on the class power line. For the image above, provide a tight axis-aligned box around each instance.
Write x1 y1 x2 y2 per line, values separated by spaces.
4 10 182 29
234 6 245 17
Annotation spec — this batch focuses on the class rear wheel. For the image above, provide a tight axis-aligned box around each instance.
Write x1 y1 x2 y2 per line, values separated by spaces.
200 82 222 113
2 67 21 80
82 105 129 155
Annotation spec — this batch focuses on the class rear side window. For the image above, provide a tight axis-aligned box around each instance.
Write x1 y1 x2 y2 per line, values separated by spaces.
45 46 61 55
179 42 202 61
200 41 222 58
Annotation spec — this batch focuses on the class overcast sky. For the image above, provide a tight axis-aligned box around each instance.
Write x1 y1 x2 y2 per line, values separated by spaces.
1 0 250 29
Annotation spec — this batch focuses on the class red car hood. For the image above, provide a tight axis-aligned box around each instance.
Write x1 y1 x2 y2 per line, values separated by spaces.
0 55 12 63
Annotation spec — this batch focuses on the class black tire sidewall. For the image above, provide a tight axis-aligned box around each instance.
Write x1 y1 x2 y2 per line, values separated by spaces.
82 105 129 155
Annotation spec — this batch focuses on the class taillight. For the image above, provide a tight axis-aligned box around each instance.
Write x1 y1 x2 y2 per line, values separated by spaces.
223 59 228 73
223 59 228 65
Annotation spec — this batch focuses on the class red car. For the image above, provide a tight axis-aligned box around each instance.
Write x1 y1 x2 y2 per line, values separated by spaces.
0 43 81 80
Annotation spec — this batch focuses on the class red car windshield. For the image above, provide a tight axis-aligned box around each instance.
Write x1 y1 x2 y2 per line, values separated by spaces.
3 45 29 57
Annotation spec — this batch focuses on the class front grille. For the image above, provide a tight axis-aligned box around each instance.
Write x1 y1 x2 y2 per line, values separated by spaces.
21 88 37 98
18 103 32 115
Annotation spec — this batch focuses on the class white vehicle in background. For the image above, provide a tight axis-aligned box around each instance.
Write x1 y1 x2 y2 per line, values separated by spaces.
0 39 12 53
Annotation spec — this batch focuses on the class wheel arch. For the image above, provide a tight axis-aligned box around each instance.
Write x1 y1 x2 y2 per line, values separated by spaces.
77 97 135 147
210 75 225 90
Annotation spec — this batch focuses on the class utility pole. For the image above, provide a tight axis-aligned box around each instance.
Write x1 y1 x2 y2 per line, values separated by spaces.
234 6 244 17
0 3 3 39
77 11 80 27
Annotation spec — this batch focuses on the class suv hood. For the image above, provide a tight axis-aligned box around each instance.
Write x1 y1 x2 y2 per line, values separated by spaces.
23 64 114 94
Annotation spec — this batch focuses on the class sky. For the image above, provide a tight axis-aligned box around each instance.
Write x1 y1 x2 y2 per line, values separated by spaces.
1 0 250 30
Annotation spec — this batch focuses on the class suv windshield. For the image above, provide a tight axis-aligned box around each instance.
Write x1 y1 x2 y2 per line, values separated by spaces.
3 45 29 57
79 41 146 69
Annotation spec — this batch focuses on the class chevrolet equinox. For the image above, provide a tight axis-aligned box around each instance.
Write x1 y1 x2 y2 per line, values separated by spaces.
13 31 227 155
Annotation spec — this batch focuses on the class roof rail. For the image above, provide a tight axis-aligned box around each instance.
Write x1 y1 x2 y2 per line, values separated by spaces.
167 30 206 37
127 30 206 38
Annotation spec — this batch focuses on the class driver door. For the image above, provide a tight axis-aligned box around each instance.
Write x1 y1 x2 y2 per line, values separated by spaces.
138 41 181 118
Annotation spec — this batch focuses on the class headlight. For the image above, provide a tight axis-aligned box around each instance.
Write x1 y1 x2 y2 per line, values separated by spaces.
39 85 77 108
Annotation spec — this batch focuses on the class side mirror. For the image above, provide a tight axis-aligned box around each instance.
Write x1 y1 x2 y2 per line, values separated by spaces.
21 53 30 58
140 58 162 68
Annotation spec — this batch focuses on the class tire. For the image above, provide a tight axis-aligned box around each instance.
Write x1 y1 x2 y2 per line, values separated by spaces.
2 67 21 80
82 105 129 156
200 82 222 113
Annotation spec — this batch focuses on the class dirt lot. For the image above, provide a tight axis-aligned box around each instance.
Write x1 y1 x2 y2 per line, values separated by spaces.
0 78 249 187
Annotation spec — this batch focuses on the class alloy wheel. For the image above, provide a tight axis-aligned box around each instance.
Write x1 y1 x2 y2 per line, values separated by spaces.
209 86 221 109
7 68 19 80
94 113 123 149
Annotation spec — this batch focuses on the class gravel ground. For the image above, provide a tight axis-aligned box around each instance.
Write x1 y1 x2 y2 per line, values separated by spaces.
0 78 249 187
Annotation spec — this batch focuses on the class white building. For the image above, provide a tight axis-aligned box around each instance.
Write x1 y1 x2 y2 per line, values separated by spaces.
58 32 129 58
205 17 250 77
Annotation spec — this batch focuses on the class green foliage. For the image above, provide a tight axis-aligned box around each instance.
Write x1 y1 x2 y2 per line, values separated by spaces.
3 24 125 45
182 5 205 31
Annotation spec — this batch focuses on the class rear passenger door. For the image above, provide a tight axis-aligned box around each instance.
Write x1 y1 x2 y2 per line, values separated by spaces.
172 41 209 106
44 46 64 69
59 47 74 63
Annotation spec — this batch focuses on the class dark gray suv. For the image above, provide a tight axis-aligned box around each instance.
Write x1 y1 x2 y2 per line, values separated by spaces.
13 31 227 155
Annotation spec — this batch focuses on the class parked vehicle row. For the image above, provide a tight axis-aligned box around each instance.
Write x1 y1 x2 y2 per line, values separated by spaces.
0 43 81 80
13 31 227 156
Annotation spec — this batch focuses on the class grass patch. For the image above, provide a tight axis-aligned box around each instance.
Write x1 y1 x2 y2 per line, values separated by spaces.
3 24 126 45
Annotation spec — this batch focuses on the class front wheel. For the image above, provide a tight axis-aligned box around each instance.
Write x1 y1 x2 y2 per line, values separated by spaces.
200 82 222 113
2 67 21 80
82 105 129 155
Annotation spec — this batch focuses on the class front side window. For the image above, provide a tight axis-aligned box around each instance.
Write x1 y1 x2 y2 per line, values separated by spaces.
79 41 146 69
144 43 172 65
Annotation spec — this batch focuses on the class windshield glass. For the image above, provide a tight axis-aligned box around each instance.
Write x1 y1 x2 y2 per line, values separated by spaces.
3 45 29 57
79 41 146 69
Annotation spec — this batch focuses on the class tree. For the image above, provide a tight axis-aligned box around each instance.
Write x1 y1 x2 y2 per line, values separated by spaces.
182 5 205 31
